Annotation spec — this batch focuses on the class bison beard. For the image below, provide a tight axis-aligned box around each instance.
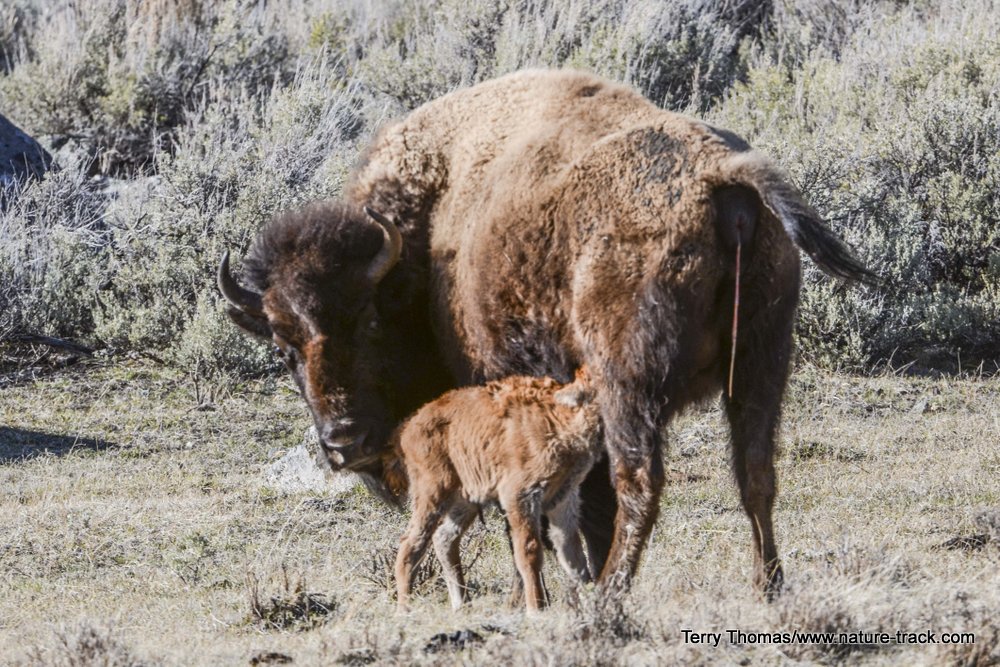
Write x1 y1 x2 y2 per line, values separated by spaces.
219 69 875 599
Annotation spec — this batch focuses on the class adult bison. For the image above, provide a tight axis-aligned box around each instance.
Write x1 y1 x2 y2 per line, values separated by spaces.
219 69 873 595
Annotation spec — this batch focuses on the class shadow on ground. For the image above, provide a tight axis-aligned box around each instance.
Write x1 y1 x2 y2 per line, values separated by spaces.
0 426 116 462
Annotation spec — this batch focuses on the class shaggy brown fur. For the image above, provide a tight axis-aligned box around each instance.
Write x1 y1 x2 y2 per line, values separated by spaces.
390 372 602 612
220 69 874 597
225 201 452 490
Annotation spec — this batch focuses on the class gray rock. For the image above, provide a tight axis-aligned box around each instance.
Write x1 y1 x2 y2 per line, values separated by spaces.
0 113 53 189
263 426 360 495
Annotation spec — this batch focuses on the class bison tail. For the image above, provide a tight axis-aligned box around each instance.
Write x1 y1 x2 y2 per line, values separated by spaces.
719 152 880 286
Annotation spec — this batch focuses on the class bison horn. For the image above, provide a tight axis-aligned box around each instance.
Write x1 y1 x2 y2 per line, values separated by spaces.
217 250 264 316
364 206 403 284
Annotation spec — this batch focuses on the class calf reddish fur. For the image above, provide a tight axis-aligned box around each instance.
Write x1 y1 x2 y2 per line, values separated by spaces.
389 374 602 611
223 69 873 596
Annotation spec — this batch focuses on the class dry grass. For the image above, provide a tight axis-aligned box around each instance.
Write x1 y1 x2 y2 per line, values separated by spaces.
1 361 998 665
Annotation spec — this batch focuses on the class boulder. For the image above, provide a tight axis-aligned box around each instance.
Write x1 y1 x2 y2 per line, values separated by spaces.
263 426 359 495
0 112 53 188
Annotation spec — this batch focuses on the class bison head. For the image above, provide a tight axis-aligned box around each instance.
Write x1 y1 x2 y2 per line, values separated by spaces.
218 202 403 473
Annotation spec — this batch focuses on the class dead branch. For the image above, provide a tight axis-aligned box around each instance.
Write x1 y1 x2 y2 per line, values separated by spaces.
5 334 94 356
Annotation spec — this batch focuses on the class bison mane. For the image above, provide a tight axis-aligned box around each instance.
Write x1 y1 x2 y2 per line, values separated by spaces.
243 200 385 294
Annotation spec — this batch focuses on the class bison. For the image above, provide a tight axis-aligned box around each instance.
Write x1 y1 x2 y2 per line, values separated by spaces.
218 69 874 596
388 371 601 612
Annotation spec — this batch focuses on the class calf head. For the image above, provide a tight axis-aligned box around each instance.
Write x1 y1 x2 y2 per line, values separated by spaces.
218 202 403 473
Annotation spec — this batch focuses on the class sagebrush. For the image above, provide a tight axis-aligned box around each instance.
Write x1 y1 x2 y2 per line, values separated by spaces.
1 0 997 378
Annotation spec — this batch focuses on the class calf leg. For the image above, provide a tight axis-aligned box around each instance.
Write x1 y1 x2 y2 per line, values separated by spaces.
502 517 525 608
432 502 478 610
503 488 547 612
396 491 450 610
546 491 592 584
503 513 555 606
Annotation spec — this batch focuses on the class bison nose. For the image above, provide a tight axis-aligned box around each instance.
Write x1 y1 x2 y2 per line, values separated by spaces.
319 420 360 450
318 421 367 470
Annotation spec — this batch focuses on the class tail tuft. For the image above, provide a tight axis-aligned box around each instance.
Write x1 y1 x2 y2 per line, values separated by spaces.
720 153 881 286
766 185 881 286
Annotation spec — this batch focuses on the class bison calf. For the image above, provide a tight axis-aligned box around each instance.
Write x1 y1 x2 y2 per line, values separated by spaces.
388 372 602 612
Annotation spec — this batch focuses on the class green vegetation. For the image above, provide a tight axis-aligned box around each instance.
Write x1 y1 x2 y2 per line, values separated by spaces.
711 1 1000 369
2 0 998 378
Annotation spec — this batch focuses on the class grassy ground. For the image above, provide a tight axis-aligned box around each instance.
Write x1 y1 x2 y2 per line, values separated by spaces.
1 361 998 666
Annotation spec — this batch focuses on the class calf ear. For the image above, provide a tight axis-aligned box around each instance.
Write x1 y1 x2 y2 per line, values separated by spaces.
225 306 272 340
555 386 588 408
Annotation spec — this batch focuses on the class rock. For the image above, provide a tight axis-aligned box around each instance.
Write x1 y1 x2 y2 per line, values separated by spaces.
423 629 485 654
263 427 359 495
0 113 54 189
249 651 293 665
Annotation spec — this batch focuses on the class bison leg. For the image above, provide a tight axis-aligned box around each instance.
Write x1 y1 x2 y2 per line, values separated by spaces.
726 384 785 598
577 454 617 576
503 512 557 606
597 398 666 589
432 501 477 610
724 291 796 599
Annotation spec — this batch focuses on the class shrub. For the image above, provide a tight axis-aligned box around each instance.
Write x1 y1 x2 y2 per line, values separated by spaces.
245 566 336 632
709 0 1000 369
91 65 363 378
354 0 766 112
25 624 154 667
0 0 38 74
2 0 997 377
0 0 293 175
0 168 107 340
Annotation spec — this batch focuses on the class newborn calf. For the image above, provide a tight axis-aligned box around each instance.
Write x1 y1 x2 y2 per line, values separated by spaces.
392 371 602 611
